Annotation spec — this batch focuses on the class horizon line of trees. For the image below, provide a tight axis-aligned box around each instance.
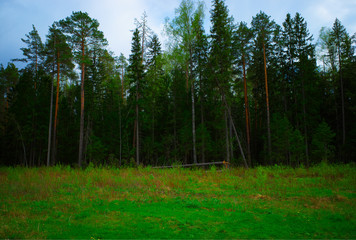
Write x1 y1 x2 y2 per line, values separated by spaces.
1 0 355 168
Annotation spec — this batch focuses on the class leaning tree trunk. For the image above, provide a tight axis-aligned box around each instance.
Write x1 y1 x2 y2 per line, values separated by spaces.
214 77 248 168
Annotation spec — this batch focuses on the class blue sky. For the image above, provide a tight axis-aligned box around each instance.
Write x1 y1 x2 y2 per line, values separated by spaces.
1 0 355 68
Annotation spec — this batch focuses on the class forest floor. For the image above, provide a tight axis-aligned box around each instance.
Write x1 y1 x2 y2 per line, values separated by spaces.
0 164 355 239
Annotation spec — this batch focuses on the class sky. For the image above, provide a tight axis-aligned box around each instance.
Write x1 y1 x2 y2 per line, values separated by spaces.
0 0 355 68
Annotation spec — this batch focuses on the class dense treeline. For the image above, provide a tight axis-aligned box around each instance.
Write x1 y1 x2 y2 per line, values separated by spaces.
0 0 355 167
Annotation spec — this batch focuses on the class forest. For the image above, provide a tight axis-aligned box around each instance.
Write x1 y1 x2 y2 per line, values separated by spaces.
0 0 355 168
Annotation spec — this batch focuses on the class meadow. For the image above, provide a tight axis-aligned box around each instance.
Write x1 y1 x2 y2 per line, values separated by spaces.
0 164 355 239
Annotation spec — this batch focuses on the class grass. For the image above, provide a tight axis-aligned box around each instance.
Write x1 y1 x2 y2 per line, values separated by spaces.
0 164 355 239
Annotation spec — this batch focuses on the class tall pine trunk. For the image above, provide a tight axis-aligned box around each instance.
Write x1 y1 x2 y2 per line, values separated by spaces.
119 94 122 166
263 42 271 161
78 41 85 167
52 53 61 165
46 74 54 167
136 81 140 166
191 81 197 164
243 54 252 166
338 50 345 147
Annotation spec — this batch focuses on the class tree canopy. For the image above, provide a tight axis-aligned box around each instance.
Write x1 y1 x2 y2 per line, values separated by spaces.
1 1 355 167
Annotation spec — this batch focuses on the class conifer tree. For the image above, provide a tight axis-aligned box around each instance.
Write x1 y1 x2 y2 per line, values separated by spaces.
44 23 75 166
60 11 107 167
251 11 275 163
14 25 44 75
234 21 253 165
128 29 144 165
210 0 247 167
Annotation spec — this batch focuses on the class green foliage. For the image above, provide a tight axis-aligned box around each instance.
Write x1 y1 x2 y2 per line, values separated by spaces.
1 5 356 167
86 134 108 166
270 114 305 166
13 25 44 71
311 121 335 162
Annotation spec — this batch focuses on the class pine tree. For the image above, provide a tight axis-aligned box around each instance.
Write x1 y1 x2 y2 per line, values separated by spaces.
44 23 75 166
13 25 44 75
128 29 144 165
192 16 209 163
60 11 107 167
251 11 275 163
210 0 247 167
233 21 253 165
330 19 347 148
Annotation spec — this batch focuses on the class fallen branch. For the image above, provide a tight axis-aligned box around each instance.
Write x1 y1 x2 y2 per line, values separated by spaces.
152 161 229 169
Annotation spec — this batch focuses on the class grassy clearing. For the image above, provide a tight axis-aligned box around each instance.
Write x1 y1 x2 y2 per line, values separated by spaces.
0 164 355 239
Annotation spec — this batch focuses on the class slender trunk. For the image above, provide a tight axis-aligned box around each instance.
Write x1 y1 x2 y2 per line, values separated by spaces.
338 51 345 146
15 121 27 166
224 96 248 168
215 77 248 168
47 67 54 167
191 80 197 164
263 42 272 161
121 68 124 100
52 54 60 166
229 117 234 160
243 54 252 166
152 103 155 161
173 93 177 163
119 97 122 166
301 75 309 166
35 45 38 90
200 94 205 163
136 83 139 166
224 107 230 163
78 41 85 167
133 120 136 148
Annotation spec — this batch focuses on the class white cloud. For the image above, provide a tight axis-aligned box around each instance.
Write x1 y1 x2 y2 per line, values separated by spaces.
307 0 356 38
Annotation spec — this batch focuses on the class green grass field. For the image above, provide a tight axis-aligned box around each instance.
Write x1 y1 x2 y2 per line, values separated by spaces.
0 164 355 239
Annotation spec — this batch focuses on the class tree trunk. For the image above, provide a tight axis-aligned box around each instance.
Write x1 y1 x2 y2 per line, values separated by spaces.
173 92 177 163
47 69 54 166
78 41 85 167
243 54 252 166
263 42 271 161
52 52 61 166
191 80 197 164
119 96 122 166
121 68 124 100
200 98 205 163
338 50 345 147
214 77 248 168
301 75 309 166
136 82 140 166
224 107 230 163
229 118 234 161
